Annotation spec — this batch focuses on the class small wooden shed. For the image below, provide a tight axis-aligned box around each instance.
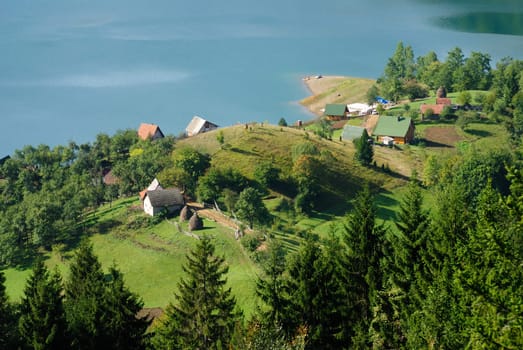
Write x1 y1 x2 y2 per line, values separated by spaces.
323 104 349 121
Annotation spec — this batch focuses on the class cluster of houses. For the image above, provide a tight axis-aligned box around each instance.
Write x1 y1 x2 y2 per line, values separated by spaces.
137 115 219 142
135 116 219 216
324 103 416 145
102 116 218 217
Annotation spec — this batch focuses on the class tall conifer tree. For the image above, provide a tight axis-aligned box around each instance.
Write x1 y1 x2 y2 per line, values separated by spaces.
256 240 288 327
19 259 68 350
65 239 106 350
100 267 151 349
389 179 431 342
285 237 345 349
157 236 238 349
340 185 387 347
0 270 19 348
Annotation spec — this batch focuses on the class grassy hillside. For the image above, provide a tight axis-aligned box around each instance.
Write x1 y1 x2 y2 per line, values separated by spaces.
4 198 262 316
3 108 510 316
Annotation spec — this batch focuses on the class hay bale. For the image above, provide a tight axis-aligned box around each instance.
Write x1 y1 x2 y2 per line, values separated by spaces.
179 205 191 222
436 86 447 98
188 212 203 231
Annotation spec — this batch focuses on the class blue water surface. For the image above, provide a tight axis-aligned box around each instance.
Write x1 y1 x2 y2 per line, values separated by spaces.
1 0 523 155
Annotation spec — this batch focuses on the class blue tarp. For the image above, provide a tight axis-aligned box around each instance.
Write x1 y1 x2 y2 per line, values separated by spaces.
376 96 389 104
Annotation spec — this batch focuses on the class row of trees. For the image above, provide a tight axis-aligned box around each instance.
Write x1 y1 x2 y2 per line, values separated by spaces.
376 42 493 102
0 131 175 265
0 240 150 349
374 43 523 143
2 166 521 349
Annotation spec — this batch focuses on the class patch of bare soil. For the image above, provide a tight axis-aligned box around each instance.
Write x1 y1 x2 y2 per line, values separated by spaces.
424 126 463 148
363 115 379 133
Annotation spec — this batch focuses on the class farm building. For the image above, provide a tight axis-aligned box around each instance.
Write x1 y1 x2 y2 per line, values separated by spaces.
139 178 163 201
347 103 374 116
143 188 184 217
185 116 218 137
138 123 165 141
372 116 415 145
323 104 349 121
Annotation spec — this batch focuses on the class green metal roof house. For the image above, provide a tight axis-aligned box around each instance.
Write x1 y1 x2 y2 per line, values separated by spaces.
372 116 415 144
324 104 349 120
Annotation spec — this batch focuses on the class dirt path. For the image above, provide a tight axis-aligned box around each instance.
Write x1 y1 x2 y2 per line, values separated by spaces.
187 202 250 233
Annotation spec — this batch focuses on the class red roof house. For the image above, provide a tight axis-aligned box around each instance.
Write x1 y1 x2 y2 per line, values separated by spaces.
138 123 165 141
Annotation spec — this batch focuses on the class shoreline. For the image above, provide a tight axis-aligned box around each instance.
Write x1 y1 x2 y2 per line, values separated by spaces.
299 75 377 117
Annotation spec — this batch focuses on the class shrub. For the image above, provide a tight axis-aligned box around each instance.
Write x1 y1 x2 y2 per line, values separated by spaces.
241 234 262 252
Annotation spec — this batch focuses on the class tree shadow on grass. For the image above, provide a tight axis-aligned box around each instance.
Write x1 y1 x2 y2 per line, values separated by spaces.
375 190 399 222
229 147 258 156
423 139 454 148
465 129 492 138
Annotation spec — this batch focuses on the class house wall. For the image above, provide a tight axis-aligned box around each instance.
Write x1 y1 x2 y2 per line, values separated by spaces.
203 122 218 132
405 123 415 143
144 197 155 216
152 130 164 140
143 197 183 217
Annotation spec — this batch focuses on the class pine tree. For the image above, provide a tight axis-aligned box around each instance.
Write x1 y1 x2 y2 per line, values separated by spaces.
389 179 431 344
256 241 288 327
65 240 149 350
64 239 106 350
458 181 523 348
285 237 346 349
19 259 68 350
340 185 387 347
0 270 19 349
100 267 151 350
411 181 470 348
354 129 373 166
157 236 238 349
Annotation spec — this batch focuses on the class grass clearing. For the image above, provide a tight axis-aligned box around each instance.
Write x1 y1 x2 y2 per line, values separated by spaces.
3 198 261 317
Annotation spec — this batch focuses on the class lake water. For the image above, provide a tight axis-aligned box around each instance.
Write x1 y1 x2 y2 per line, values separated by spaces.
1 0 523 155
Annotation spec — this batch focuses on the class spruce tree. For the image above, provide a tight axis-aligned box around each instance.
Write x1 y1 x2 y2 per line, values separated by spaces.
256 241 288 327
285 237 345 349
100 267 151 350
459 181 523 348
388 179 431 344
354 129 373 166
1 270 19 349
65 240 149 350
411 181 470 349
340 185 387 347
64 239 106 350
157 236 238 349
19 259 68 350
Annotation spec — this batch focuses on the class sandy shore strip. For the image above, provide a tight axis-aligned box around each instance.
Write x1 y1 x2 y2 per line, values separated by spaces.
300 75 376 116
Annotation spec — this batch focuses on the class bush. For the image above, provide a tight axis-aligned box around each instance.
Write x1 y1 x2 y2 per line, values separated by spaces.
241 234 262 252
278 118 288 127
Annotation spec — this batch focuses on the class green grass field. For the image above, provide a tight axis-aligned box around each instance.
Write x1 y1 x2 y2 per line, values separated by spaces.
2 198 262 316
